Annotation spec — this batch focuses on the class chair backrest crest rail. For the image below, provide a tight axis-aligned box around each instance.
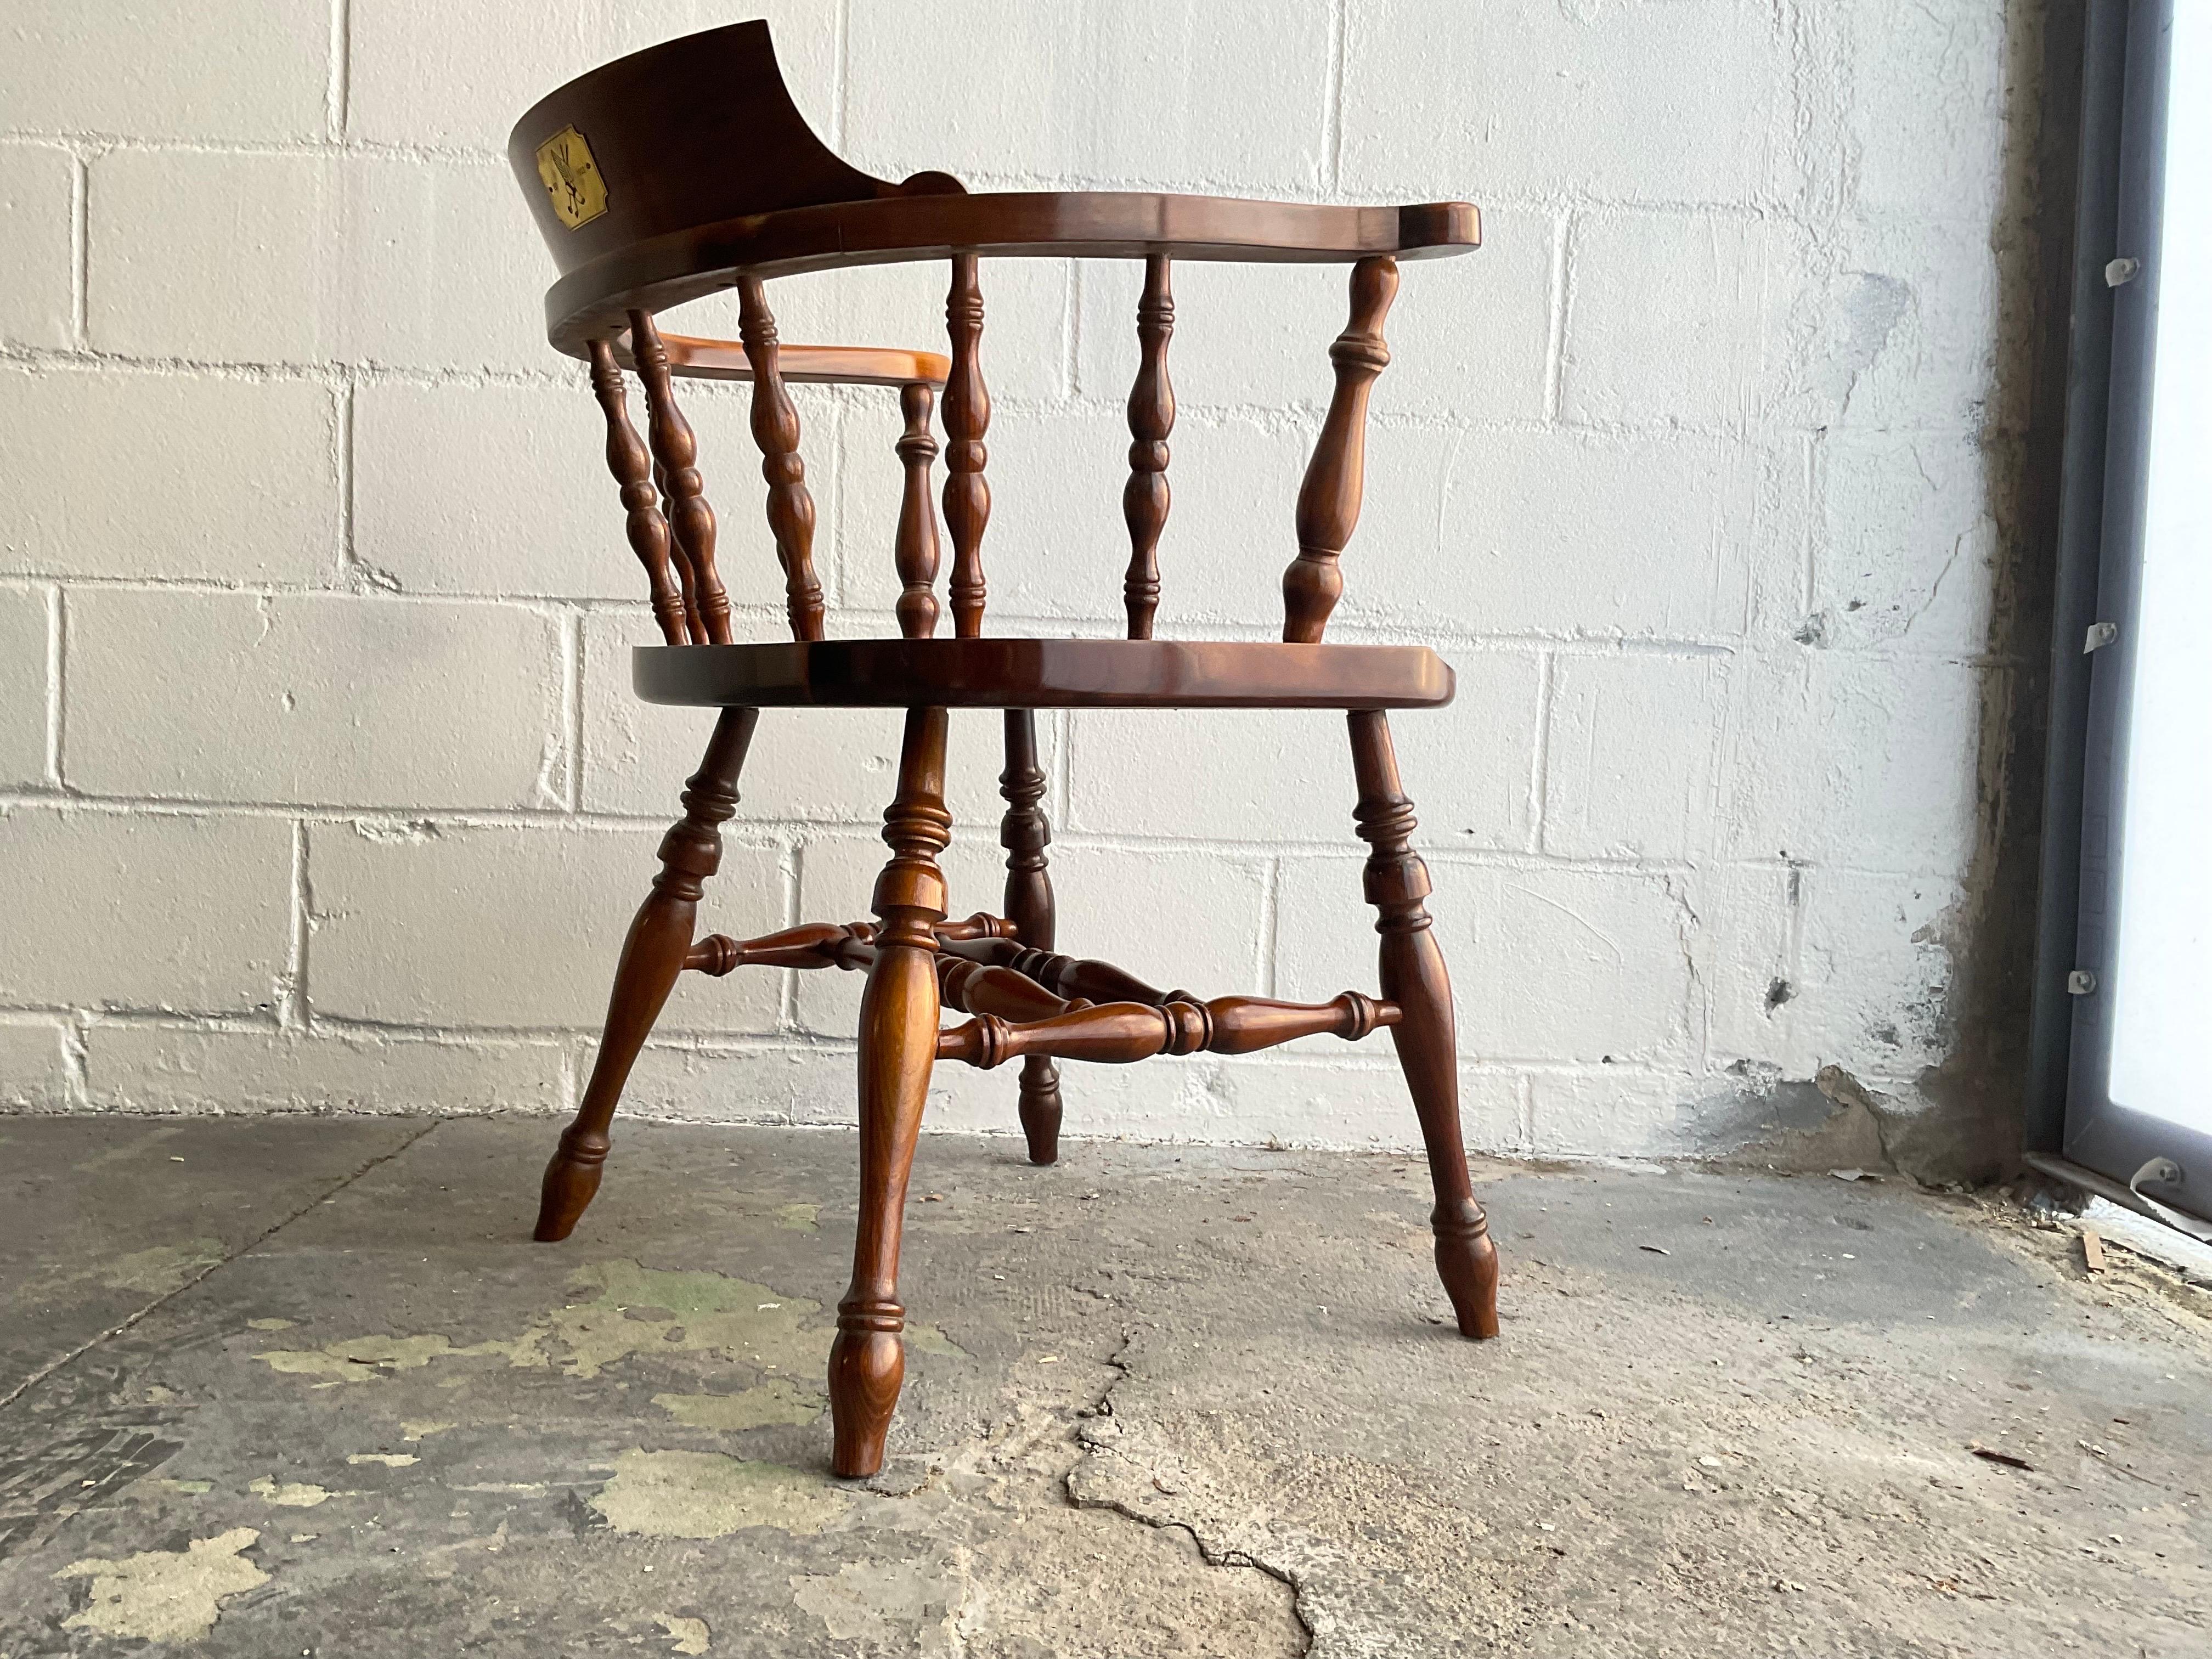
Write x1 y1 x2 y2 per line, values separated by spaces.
522 24 1471 647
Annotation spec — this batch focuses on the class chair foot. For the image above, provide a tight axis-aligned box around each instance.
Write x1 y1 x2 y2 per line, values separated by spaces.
828 1304 905 1477
527 707 757 1245
1017 1056 1062 1165
1433 1199 1500 1339
533 1128 608 1242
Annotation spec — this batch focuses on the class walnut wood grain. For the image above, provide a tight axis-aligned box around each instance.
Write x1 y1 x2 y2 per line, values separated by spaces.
831 705 951 1478
938 991 1394 1068
936 940 1190 1011
629 309 732 645
633 638 1453 711
544 193 1476 357
685 911 1011 975
651 454 706 642
998 710 1061 1163
1350 709 1498 1339
534 707 758 1241
1283 257 1398 645
1122 254 1175 639
937 956 1075 1024
895 383 943 640
735 276 825 642
686 919 873 974
514 26 1475 354
514 15 1503 1480
587 338 686 645
942 254 990 639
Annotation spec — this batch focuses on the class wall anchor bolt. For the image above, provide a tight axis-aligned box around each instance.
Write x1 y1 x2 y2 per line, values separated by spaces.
2084 621 2120 653
2067 969 2098 995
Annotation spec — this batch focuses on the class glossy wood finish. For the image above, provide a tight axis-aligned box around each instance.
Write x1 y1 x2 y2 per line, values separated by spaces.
936 956 1073 1024
1122 255 1175 639
831 706 952 1477
534 707 758 1241
587 338 686 646
1284 257 1398 645
628 309 732 645
942 253 991 639
614 331 948 389
685 911 1014 977
894 384 942 640
938 991 1395 1068
514 17 1502 1487
998 711 1060 1164
735 276 825 641
512 22 1476 356
633 638 1454 711
941 937 1190 1009
541 190 1476 359
1350 709 1499 1339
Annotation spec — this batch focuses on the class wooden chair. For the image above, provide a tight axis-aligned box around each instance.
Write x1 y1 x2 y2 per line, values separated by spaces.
509 20 1498 1479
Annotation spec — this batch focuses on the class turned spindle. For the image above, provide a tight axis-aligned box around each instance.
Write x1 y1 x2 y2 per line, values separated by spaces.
534 708 759 1242
938 990 1394 1069
1283 257 1398 645
938 956 1076 1024
1122 254 1175 639
830 706 952 1478
943 253 990 638
894 382 943 639
998 710 1061 1163
736 276 825 642
587 340 687 646
629 309 732 645
1350 709 1499 1340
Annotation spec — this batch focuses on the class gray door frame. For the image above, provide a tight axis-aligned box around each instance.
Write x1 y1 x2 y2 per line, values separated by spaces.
2028 0 2211 1224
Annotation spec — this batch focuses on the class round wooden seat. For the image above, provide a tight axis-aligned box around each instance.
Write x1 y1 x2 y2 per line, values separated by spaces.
633 638 1454 710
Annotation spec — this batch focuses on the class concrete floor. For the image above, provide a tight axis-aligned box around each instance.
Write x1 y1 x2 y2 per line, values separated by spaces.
1 1116 2207 1656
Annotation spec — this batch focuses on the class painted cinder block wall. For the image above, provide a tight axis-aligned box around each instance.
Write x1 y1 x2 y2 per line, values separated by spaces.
0 1 2052 1172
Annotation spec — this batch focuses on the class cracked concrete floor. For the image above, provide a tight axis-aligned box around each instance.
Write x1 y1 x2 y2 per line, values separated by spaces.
2 1115 2209 1656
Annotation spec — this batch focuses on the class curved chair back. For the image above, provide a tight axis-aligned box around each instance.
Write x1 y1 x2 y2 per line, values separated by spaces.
509 22 1480 648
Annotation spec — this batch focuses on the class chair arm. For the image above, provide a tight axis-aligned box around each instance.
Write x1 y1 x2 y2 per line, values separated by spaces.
546 191 1477 357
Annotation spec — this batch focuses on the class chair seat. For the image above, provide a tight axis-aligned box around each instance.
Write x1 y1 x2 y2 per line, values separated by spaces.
633 637 1454 710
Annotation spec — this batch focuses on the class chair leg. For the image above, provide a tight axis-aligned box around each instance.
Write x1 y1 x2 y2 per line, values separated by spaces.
999 709 1063 1164
533 707 760 1243
830 707 951 1477
1348 710 1500 1339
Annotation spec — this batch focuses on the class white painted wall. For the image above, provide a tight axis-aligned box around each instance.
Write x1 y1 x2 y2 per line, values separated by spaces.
0 2 2037 1158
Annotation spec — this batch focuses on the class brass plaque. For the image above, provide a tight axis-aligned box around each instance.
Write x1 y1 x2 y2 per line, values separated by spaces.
535 126 607 230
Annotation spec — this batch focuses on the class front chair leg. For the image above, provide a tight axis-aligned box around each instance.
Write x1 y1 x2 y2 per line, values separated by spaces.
830 707 951 1477
998 709 1063 1163
534 707 759 1242
1348 710 1500 1338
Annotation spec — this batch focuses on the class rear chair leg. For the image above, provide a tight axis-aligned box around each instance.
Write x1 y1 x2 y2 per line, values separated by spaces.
533 707 759 1242
1000 709 1063 1164
830 707 951 1477
1348 709 1499 1338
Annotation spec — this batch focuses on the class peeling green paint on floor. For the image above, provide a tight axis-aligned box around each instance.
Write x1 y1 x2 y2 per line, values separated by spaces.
100 1239 225 1296
53 1528 267 1643
653 1376 824 1431
588 1449 848 1539
250 1257 963 1392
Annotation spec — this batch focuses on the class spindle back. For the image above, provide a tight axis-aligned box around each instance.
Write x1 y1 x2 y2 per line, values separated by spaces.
510 22 1478 650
